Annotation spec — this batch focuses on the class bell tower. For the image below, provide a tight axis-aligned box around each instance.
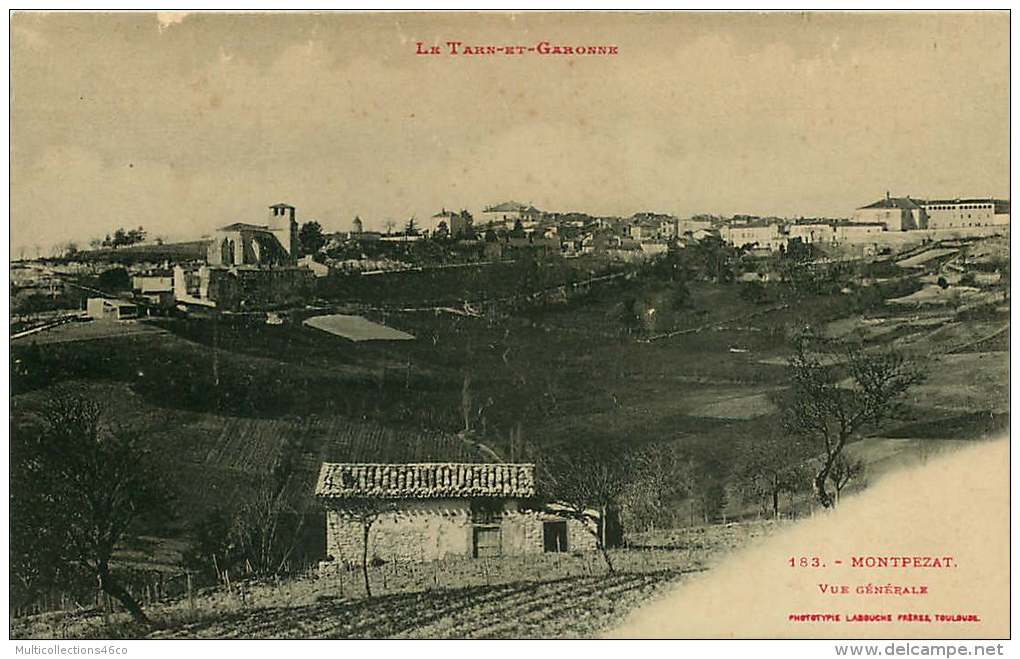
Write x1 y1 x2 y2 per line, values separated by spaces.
268 202 298 258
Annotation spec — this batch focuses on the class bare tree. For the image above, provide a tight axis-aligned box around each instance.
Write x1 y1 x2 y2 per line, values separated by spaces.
783 341 923 508
461 368 473 433
229 442 308 578
625 442 691 531
538 439 632 572
733 421 813 518
339 500 394 597
384 219 396 236
230 480 304 576
827 452 865 505
11 396 171 627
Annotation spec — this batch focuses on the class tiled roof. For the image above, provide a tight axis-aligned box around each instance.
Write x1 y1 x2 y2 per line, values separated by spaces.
923 198 1008 206
315 463 536 499
858 197 921 211
219 222 272 232
484 201 540 213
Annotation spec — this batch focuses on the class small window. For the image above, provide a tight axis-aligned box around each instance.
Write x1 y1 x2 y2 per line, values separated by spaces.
471 499 504 525
543 521 568 552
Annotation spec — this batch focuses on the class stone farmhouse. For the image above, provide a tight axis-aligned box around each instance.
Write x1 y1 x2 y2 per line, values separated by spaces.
315 462 596 565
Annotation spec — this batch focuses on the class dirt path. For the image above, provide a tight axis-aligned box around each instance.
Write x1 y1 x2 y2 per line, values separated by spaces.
641 303 790 343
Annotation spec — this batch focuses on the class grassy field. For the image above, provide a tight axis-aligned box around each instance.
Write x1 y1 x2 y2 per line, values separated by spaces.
10 252 1007 517
12 521 783 639
9 238 1009 629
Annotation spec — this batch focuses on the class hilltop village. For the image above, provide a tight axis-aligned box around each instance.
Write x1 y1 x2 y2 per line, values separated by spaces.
10 192 1011 638
10 193 1010 318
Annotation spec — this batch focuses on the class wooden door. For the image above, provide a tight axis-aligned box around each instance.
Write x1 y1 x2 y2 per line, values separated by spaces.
473 526 502 558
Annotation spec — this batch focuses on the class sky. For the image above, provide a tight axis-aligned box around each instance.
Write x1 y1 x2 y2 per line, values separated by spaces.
11 11 1010 256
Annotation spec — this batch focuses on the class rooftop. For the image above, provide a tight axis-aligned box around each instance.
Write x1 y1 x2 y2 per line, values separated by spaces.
315 462 536 499
484 201 540 214
923 198 1010 206
218 222 272 232
858 196 922 211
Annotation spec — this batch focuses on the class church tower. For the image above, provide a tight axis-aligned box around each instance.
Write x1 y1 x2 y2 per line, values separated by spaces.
268 202 298 258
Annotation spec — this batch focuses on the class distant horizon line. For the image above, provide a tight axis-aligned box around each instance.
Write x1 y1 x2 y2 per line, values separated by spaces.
10 192 1011 257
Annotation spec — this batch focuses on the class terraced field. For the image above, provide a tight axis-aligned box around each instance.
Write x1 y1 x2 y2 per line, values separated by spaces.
150 570 685 639
12 522 781 640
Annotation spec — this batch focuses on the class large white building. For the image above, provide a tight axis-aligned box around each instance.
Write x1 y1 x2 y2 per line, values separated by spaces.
481 201 543 228
921 199 1010 229
719 221 786 251
852 195 926 231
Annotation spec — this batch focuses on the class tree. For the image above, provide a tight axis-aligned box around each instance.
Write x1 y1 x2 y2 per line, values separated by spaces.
784 237 812 263
782 341 923 508
126 226 146 245
229 480 302 576
10 396 171 627
99 227 147 248
648 249 692 283
611 296 644 336
384 219 396 236
229 441 308 577
338 500 394 597
739 280 769 305
460 368 473 433
512 251 541 292
538 438 632 572
299 220 326 254
182 509 234 580
669 280 691 310
733 422 813 518
827 452 865 505
624 443 691 531
404 217 419 236
97 266 132 292
691 236 737 283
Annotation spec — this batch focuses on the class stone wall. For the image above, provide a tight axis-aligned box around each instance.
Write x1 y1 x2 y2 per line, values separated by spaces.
326 499 472 564
501 509 598 554
323 498 598 565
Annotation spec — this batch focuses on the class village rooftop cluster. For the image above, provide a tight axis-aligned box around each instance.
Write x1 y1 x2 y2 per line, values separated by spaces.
15 193 1011 317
